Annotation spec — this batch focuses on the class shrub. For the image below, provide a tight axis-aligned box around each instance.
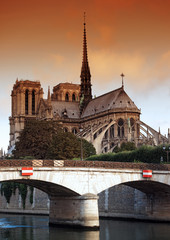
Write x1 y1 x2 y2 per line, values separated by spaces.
86 145 166 164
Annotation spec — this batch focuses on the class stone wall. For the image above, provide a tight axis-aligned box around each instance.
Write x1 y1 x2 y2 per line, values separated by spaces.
98 185 148 219
1 184 170 222
0 187 49 215
99 185 170 222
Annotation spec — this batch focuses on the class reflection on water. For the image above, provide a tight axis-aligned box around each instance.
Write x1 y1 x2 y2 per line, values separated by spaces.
100 219 170 240
0 214 49 240
49 227 99 240
0 214 99 240
0 214 170 240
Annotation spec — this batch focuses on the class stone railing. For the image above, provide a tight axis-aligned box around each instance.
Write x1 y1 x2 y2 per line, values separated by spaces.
0 159 170 171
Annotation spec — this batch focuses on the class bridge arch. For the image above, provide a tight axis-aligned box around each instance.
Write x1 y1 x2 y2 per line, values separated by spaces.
0 179 80 197
0 169 86 196
98 179 170 196
98 180 170 222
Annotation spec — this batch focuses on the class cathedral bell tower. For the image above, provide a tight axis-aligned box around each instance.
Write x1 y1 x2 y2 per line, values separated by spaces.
9 79 43 149
80 13 92 113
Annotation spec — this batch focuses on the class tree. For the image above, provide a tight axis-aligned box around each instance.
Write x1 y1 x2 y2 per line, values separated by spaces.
13 120 96 159
0 182 13 203
1 182 33 208
46 131 81 159
13 120 57 159
81 139 96 159
114 142 136 153
120 142 136 151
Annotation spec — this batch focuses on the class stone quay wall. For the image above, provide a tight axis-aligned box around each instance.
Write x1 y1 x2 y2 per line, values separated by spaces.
0 184 165 222
0 187 49 215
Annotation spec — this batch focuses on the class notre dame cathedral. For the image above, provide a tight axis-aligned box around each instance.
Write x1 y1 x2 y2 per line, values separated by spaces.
8 20 170 154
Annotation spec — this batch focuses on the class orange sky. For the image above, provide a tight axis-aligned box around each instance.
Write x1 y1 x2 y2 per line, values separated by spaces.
0 0 170 151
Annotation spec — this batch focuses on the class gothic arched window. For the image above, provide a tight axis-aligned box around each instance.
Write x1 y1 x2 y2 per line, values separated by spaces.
72 128 77 134
65 93 69 102
110 125 114 138
72 93 76 102
130 118 135 131
32 90 35 115
118 118 124 138
63 127 68 133
25 89 29 115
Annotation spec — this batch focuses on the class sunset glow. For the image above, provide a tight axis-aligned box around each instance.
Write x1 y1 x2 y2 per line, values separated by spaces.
0 0 170 151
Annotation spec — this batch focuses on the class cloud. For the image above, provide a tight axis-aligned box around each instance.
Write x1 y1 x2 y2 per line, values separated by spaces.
0 85 11 116
89 49 170 95
32 53 82 94
153 51 170 82
90 49 145 88
51 54 65 65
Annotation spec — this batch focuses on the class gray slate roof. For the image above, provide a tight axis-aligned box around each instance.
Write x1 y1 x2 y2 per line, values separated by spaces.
51 101 80 119
81 87 139 118
50 87 139 120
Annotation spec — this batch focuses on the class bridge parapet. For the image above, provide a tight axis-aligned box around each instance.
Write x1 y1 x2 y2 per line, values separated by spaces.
0 159 170 171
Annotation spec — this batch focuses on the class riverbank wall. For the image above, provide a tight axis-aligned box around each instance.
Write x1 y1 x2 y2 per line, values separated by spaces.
0 185 170 222
0 187 49 215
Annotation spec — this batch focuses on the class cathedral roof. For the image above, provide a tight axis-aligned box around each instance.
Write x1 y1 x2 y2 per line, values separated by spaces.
53 82 80 91
81 87 140 118
51 101 80 119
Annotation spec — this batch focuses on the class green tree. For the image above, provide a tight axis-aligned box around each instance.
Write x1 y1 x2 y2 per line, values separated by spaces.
46 131 81 159
81 138 96 159
1 182 13 203
13 120 56 159
120 142 136 151
114 141 136 153
13 120 96 159
1 182 33 208
87 144 166 164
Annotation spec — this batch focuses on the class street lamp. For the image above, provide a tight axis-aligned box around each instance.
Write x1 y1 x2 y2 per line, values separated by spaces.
79 126 83 161
162 145 170 162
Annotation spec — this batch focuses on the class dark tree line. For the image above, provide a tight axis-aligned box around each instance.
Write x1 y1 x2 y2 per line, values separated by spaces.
1 182 33 209
13 120 96 159
87 144 167 164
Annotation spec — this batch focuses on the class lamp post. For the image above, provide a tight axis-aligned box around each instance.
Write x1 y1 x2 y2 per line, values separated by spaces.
79 126 83 161
163 145 170 162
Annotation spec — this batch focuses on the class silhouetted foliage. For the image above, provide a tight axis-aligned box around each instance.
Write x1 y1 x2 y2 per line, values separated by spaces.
1 182 33 208
114 142 136 153
0 182 13 203
13 120 96 159
87 145 167 164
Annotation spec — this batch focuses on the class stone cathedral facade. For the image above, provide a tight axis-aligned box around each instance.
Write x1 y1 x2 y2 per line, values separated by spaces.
8 21 170 154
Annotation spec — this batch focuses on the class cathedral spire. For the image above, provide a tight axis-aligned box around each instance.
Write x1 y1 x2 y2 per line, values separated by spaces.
80 12 92 113
82 12 89 69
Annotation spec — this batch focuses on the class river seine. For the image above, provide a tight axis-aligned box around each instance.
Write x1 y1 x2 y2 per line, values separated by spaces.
0 213 170 240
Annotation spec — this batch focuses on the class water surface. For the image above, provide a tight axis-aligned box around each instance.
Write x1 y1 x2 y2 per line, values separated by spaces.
0 214 170 240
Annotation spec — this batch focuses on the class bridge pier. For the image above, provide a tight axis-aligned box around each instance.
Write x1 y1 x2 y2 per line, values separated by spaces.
49 194 99 229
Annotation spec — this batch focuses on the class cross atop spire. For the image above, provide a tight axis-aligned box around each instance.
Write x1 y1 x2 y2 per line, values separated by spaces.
120 73 125 89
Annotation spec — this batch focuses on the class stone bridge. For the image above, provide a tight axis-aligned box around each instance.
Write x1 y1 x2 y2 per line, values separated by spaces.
1 159 170 229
